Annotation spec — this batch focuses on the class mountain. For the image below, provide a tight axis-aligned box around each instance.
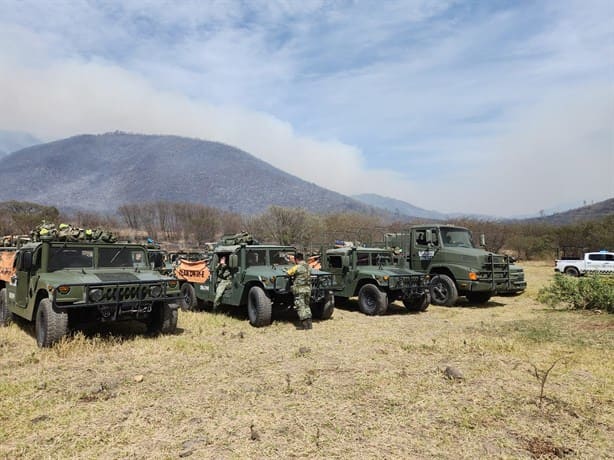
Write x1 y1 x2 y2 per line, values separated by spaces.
0 132 378 215
524 198 614 225
0 130 41 157
352 193 448 220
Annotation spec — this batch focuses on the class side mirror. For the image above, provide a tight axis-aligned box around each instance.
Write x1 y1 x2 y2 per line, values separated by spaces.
341 255 350 267
229 254 238 269
480 234 486 247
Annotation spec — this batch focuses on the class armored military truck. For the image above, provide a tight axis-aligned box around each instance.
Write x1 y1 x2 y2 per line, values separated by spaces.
385 224 526 306
321 246 430 315
181 242 335 327
0 233 181 347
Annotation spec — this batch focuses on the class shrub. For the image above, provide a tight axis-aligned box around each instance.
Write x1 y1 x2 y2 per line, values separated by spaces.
538 274 614 313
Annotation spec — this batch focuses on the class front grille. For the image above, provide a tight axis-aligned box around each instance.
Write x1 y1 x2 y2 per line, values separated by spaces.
389 275 424 291
83 281 168 306
311 274 334 290
101 284 150 301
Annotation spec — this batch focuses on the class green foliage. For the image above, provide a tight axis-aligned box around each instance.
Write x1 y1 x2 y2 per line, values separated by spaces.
538 274 614 313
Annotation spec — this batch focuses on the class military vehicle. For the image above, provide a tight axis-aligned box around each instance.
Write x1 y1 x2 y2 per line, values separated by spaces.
320 246 430 315
181 241 335 327
385 224 526 306
0 229 181 347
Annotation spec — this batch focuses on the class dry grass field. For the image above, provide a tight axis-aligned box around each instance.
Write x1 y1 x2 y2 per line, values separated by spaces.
1 261 612 459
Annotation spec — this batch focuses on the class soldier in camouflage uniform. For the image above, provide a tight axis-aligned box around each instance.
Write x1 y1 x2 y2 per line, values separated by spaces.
287 252 312 330
213 256 232 310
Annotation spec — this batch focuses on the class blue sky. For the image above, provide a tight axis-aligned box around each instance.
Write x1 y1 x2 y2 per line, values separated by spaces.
0 0 612 216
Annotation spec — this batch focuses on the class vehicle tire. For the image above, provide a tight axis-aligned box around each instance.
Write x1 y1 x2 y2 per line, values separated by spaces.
466 292 492 304
312 292 335 320
403 291 431 312
35 298 69 347
564 266 580 277
180 283 197 311
0 288 13 326
429 274 458 306
147 301 178 334
358 284 388 315
247 286 272 327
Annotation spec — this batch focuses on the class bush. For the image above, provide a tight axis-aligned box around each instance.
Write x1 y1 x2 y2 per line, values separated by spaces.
538 274 614 313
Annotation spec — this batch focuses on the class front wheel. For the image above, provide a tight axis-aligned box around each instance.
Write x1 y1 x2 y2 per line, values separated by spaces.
429 274 458 306
358 284 388 315
0 288 13 326
147 301 178 334
180 283 197 311
312 293 335 320
403 292 431 312
35 299 69 347
247 286 272 327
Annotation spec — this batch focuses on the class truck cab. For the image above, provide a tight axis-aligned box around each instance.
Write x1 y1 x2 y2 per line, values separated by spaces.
386 225 526 306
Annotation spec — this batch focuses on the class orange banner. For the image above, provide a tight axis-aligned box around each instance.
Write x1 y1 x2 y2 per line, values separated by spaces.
0 251 16 282
174 259 210 283
308 255 321 270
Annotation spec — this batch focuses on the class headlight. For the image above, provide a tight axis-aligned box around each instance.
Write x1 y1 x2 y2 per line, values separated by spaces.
57 285 71 295
89 288 103 302
149 285 162 298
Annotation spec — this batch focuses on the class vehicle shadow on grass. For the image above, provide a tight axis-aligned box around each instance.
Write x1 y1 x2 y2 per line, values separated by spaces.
203 304 330 329
334 298 427 316
12 316 185 346
451 299 507 309
79 321 187 342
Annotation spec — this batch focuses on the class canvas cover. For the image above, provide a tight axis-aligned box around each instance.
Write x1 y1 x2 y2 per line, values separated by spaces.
0 251 16 282
174 259 210 283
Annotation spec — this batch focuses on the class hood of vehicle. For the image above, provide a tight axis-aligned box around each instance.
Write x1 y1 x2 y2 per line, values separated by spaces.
41 269 171 286
431 247 490 267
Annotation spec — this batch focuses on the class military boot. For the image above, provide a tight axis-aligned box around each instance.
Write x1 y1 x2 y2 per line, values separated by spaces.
301 318 312 330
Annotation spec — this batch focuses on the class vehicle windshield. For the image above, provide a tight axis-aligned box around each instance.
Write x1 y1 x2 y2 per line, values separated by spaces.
98 246 149 268
372 252 393 265
270 249 296 265
440 228 474 248
48 247 93 271
246 249 268 267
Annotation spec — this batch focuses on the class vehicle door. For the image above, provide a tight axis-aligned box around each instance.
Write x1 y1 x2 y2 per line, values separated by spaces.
586 253 604 272
410 229 437 272
14 250 34 308
325 254 349 294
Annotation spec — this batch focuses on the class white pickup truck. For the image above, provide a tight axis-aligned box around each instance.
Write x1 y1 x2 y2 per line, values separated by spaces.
555 251 614 276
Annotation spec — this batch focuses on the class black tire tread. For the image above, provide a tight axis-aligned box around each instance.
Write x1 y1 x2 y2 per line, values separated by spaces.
358 284 388 315
36 298 69 347
429 274 458 306
247 286 272 327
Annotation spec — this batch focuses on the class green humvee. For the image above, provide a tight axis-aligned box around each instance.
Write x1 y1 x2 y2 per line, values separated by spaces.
0 236 181 347
385 224 526 306
321 246 430 315
181 243 335 327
